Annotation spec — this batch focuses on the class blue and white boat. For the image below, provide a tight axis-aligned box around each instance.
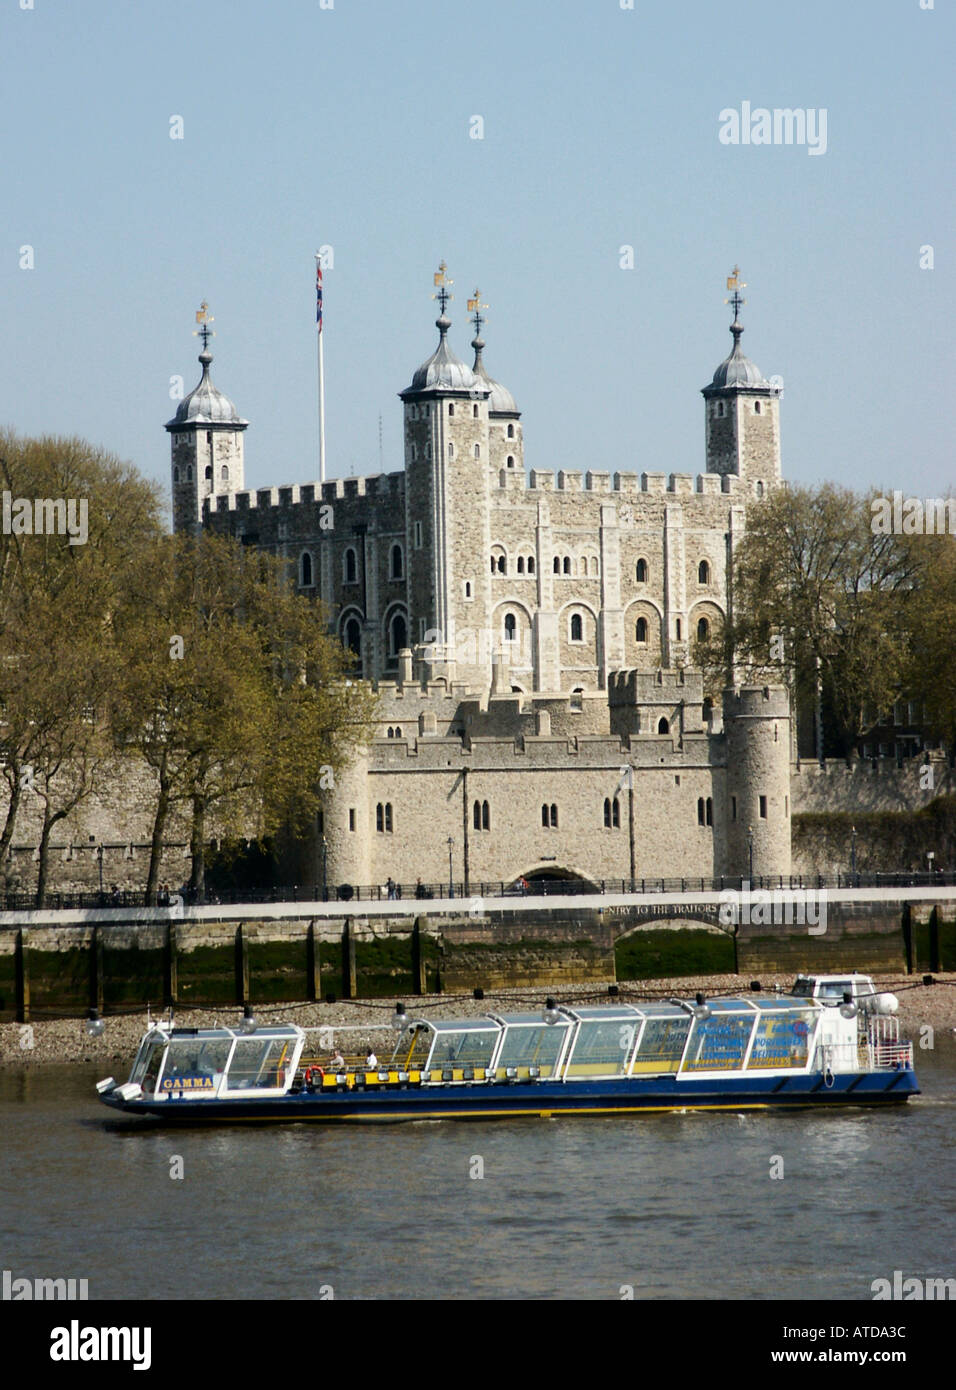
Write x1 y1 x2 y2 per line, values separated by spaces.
96 975 918 1124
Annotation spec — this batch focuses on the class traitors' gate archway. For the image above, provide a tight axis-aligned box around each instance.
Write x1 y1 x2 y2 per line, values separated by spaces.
516 867 600 894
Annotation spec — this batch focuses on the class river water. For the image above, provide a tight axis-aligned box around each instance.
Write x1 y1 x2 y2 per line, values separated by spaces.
1 1046 954 1302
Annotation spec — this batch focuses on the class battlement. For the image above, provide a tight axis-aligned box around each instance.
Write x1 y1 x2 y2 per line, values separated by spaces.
723 684 790 721
205 470 405 516
607 667 704 705
525 469 739 499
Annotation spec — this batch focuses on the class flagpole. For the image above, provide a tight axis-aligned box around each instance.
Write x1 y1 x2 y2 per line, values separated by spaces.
315 253 326 484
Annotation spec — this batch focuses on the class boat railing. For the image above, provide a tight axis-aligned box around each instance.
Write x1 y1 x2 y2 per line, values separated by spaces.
868 1040 914 1071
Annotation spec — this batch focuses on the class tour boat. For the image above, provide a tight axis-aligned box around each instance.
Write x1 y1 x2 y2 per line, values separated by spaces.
96 975 919 1123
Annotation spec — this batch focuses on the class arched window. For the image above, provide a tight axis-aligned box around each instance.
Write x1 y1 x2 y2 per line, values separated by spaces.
204 465 213 480
344 548 357 584
173 466 180 482
390 544 403 580
517 556 525 574
697 797 705 826
658 717 670 735
448 402 455 416
706 797 713 826
542 803 558 828
697 616 709 641
482 800 490 830
636 558 647 583
504 612 517 642
754 400 761 414
221 465 229 482
603 797 620 829
635 616 648 643
376 803 393 833
496 554 506 574
343 617 362 666
553 556 561 574
604 797 612 827
506 455 515 468
388 611 407 658
448 442 455 458
186 466 193 481
473 403 478 418
490 557 497 574
394 727 402 738
715 400 725 418
570 613 583 642
300 552 313 587
755 480 765 498
474 444 481 459
698 560 710 584
473 800 482 830
387 727 394 738
676 619 682 640
563 556 571 575
507 423 515 439
464 581 472 598
527 556 535 575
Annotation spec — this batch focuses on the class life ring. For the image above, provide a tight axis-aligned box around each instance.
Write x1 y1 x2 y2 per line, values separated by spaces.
304 1066 325 1087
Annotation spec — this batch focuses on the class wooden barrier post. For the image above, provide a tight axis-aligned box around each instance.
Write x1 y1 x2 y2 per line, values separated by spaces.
929 905 940 974
164 922 178 1007
236 924 250 1006
342 921 357 999
90 925 105 1014
901 904 913 975
15 929 29 1024
307 922 321 1002
412 917 427 996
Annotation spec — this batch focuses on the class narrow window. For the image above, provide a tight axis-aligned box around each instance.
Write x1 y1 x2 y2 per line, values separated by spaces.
473 403 478 418
550 804 558 828
464 581 472 598
759 795 767 819
563 556 571 574
221 465 229 482
496 555 506 574
676 619 682 640
507 423 515 439
173 466 180 482
344 548 357 583
517 556 525 574
349 809 356 832
613 798 620 829
474 444 480 459
635 617 648 643
570 613 583 642
542 804 549 828
604 798 612 828
507 455 515 469
391 544 403 579
301 552 313 587
482 801 490 830
754 400 761 414
527 556 535 575
414 521 423 549
448 441 455 458
697 617 709 641
698 798 705 826
756 480 765 498
206 431 212 446
731 796 737 821
386 804 393 832
553 556 561 574
376 804 384 832
706 797 713 827
473 800 482 830
504 612 517 642
205 465 213 480
698 560 710 584
658 717 669 735
636 558 647 583
186 466 193 481
387 728 394 739
448 402 455 416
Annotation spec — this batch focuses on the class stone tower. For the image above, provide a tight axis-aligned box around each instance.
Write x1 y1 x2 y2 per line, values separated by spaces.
723 684 792 878
701 272 782 497
167 304 248 534
399 264 493 687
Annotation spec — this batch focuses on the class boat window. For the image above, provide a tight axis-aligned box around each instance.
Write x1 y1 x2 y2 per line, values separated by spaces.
790 977 814 997
815 980 853 999
391 1025 432 1070
427 1030 498 1069
131 1038 166 1093
495 1023 569 1079
681 1014 756 1072
565 1020 635 1077
630 1016 691 1074
225 1038 293 1090
746 1010 815 1070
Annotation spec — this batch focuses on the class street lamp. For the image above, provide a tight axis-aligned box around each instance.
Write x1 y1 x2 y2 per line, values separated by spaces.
927 851 935 879
851 825 857 879
320 834 328 901
447 836 454 898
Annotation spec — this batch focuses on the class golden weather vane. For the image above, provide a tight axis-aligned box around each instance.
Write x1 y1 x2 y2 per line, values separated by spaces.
724 267 746 321
467 287 489 335
193 300 215 351
432 261 454 314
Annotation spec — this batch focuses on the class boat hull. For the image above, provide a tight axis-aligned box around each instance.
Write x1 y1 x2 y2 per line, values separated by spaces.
100 1068 920 1124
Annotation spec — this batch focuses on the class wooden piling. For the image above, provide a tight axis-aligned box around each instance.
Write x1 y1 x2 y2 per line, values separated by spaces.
15 929 29 1024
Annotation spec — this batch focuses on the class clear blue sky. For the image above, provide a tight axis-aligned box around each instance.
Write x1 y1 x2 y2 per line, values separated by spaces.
2 0 953 518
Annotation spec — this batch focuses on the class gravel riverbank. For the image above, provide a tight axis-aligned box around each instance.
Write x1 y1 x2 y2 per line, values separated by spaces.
2 972 954 1067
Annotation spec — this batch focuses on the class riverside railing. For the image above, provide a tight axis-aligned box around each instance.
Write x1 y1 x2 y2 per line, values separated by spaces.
2 869 956 913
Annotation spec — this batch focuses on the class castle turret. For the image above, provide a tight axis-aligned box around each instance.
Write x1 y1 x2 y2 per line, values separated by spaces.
167 303 248 534
701 269 782 497
399 263 492 688
468 290 523 481
723 684 791 878
322 744 371 891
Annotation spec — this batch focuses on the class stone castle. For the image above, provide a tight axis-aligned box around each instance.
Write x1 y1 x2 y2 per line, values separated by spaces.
160 265 802 891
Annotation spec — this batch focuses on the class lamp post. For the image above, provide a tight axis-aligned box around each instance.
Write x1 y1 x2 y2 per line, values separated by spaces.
748 825 754 883
927 850 935 880
97 844 104 899
320 835 328 901
447 836 454 899
851 825 857 880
